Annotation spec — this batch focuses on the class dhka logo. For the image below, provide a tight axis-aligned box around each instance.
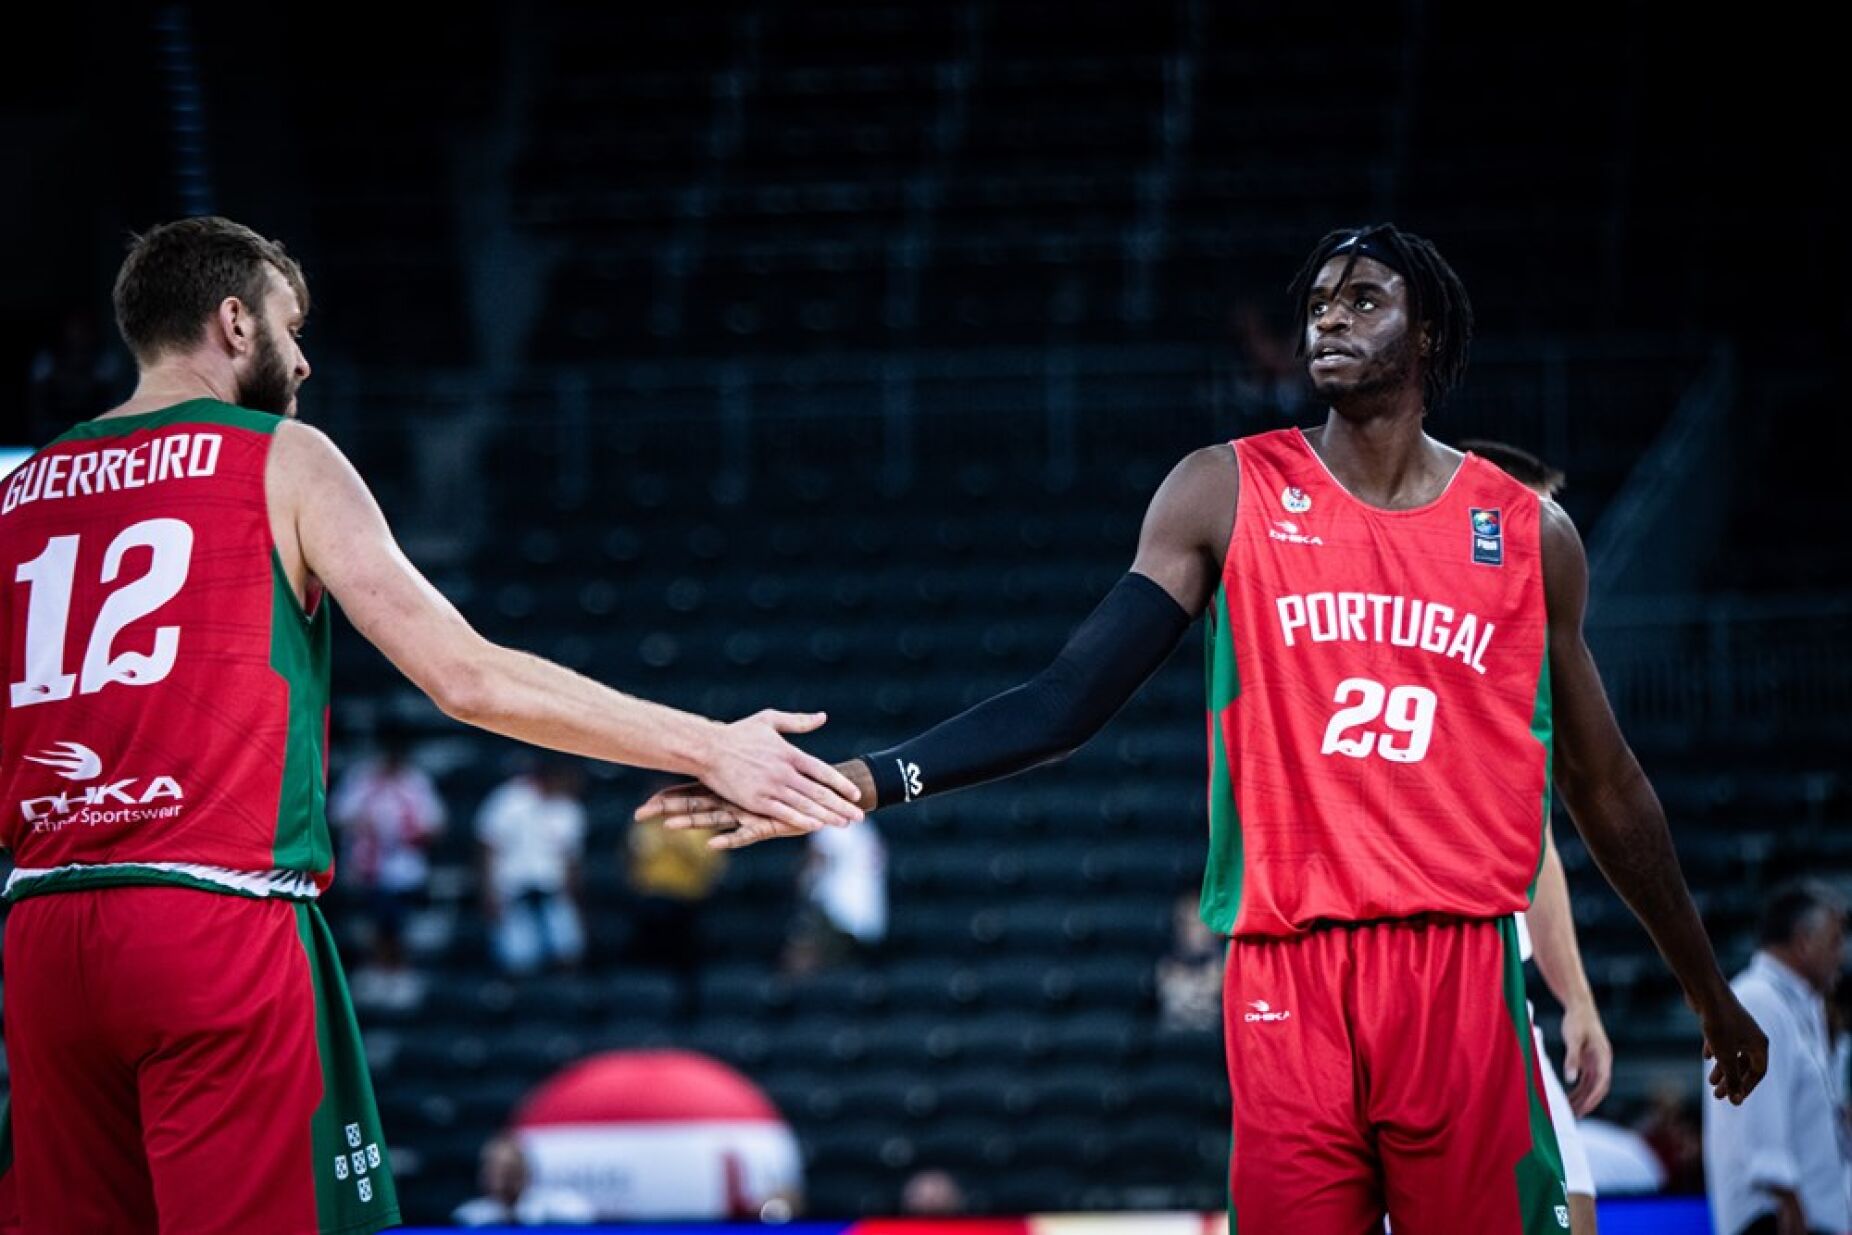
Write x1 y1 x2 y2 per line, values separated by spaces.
1268 520 1324 547
24 741 102 781
1244 999 1292 1024
1281 486 1313 514
19 740 184 829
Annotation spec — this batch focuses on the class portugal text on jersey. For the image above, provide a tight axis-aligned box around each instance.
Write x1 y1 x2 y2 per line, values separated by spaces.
1201 429 1550 937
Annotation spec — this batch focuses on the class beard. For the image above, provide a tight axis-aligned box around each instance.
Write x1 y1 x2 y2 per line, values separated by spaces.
1312 327 1420 411
237 323 296 416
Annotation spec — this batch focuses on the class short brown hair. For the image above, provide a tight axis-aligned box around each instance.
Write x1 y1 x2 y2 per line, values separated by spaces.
112 216 310 363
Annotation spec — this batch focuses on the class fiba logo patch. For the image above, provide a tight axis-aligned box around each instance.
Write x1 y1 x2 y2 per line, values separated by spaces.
1281 486 1312 514
1470 507 1503 566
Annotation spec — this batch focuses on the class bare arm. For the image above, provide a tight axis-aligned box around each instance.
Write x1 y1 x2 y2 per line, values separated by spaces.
1129 442 1242 618
1542 500 1766 1102
642 445 1240 843
1527 823 1612 1115
267 420 859 829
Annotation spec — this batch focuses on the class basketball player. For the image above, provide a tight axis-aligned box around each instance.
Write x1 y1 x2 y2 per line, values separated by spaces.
0 216 862 1235
640 224 1768 1232
1463 439 1609 1235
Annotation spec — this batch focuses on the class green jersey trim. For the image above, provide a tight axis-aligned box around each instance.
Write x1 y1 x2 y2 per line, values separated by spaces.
5 861 321 903
1200 581 1245 934
1527 647 1555 900
50 399 284 442
269 549 334 874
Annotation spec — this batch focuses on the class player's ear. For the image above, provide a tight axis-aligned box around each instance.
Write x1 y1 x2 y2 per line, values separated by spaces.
1418 325 1432 357
215 297 252 355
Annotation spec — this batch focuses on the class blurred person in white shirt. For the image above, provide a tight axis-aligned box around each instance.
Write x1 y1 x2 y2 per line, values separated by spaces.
476 758 589 975
329 726 446 1005
784 817 886 974
1704 881 1850 1235
452 1133 593 1227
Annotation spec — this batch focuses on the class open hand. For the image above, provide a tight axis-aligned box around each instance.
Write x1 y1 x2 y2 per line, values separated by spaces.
634 784 821 851
700 710 862 833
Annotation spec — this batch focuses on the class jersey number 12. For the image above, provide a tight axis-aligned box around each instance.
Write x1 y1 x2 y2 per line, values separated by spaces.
10 518 194 708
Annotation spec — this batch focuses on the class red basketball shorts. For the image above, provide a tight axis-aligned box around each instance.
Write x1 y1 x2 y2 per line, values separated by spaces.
1222 915 1567 1234
0 885 397 1234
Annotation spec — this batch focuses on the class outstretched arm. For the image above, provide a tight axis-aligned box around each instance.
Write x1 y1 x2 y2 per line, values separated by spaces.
1541 501 1766 1103
1527 823 1612 1116
642 445 1241 847
268 420 861 830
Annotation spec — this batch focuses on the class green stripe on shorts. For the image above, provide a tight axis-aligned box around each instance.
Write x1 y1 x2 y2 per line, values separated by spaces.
293 903 401 1234
1499 916 1571 1234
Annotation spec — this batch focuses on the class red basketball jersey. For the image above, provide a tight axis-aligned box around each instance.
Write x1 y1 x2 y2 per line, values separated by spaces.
1201 428 1552 938
0 400 332 900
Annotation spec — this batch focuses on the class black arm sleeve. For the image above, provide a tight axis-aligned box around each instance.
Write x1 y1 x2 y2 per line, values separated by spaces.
860 572 1192 807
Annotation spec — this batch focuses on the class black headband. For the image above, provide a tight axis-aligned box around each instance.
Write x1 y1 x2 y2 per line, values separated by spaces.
1330 233 1407 279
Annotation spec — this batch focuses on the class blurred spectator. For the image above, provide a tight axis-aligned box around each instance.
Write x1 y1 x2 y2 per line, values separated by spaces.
477 759 588 976
625 800 728 1020
1834 968 1852 1108
1223 297 1306 420
783 820 886 976
900 1167 966 1215
452 1133 594 1227
1578 1116 1670 1195
329 726 445 1009
1156 890 1225 1034
1637 1083 1704 1194
1704 881 1851 1235
27 309 124 444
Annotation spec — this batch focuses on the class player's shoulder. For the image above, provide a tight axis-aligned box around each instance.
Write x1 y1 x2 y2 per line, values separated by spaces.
1153 442 1240 512
1536 495 1582 554
267 418 364 496
1457 447 1543 507
1175 441 1238 476
270 417 339 462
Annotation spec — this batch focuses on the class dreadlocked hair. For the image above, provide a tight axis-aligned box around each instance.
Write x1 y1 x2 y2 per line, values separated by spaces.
1286 223 1474 412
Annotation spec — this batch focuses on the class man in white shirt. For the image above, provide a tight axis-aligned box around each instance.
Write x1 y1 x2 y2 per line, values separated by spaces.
452 1133 594 1227
476 759 590 975
330 728 446 1003
1705 881 1850 1235
784 817 886 973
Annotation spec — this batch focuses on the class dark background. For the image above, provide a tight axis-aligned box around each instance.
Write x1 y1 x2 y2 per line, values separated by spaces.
2 1 1847 1223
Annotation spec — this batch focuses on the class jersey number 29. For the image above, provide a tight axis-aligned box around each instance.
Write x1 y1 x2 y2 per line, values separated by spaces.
1320 677 1437 764
10 518 194 708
